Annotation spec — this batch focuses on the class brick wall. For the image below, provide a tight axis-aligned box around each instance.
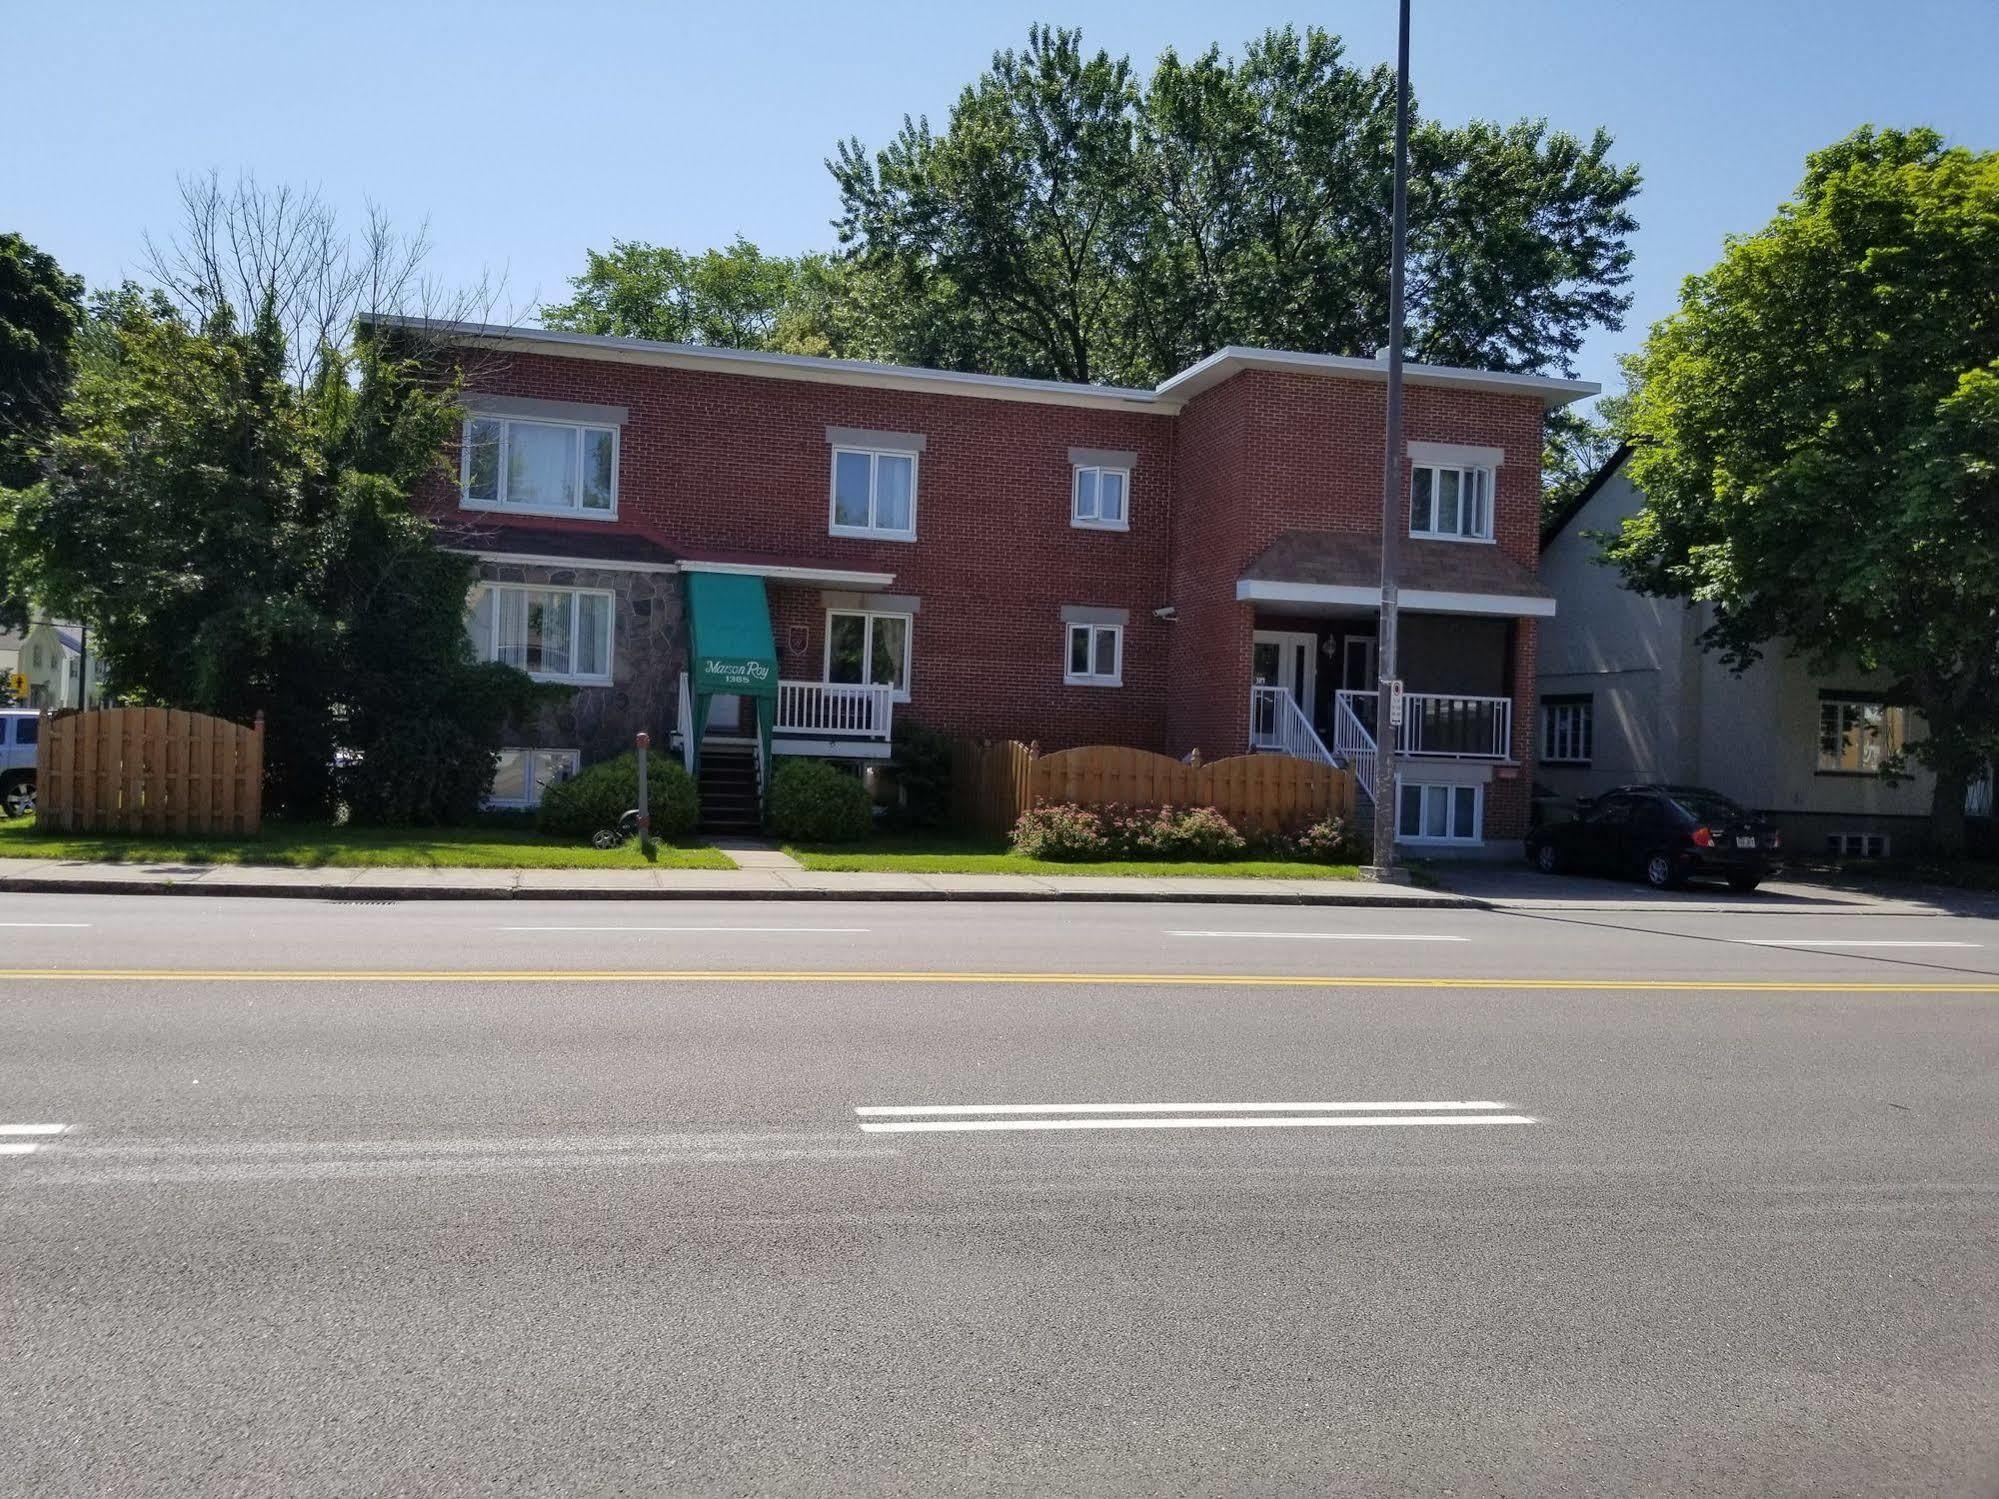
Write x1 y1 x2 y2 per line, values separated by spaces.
429 348 1552 786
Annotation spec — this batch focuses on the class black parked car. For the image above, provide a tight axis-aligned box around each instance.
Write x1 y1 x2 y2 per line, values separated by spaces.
1525 784 1779 892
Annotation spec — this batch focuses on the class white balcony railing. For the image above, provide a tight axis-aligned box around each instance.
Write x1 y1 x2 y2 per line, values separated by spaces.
1335 690 1513 761
776 679 894 740
1249 685 1335 765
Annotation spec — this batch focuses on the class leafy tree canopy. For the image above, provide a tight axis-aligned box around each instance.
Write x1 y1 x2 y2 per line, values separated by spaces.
542 237 859 357
828 24 1639 385
549 25 1639 390
1605 126 1999 852
0 232 85 491
0 183 542 824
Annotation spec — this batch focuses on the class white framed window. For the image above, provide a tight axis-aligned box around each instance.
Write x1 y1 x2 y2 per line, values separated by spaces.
825 609 912 700
461 416 618 518
1817 694 1907 774
486 747 581 809
467 584 615 684
1826 831 1890 858
1411 463 1494 541
1397 781 1483 843
1072 465 1130 530
1065 622 1123 687
1540 695 1594 765
829 447 917 540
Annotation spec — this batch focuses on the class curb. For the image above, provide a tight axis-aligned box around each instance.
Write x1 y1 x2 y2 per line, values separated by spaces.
0 873 1476 908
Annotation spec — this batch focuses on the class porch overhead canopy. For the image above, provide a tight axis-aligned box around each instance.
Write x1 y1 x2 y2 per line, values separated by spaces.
1235 530 1556 617
684 571 779 697
679 548 894 589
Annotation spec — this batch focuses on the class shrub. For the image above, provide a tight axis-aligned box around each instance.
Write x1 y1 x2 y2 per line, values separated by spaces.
767 758 874 843
1010 802 1112 860
1148 805 1248 860
888 716 953 828
1266 813 1365 864
536 751 698 839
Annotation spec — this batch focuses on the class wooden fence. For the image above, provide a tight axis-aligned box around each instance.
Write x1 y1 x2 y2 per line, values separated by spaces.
38 707 264 835
949 740 1353 838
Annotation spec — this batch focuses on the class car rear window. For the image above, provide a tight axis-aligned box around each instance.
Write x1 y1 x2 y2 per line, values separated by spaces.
1669 790 1746 823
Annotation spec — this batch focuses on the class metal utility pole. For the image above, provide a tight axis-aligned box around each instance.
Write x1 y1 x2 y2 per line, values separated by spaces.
1369 0 1413 878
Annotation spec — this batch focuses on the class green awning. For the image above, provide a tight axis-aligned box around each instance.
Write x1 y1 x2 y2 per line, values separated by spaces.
684 571 777 699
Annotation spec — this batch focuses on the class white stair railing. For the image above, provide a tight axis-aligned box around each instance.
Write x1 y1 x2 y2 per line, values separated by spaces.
676 672 695 775
1331 691 1378 801
1248 685 1336 766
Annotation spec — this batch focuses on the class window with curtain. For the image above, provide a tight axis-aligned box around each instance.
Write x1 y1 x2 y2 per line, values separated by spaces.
1817 694 1908 773
1072 466 1129 529
1397 782 1481 841
462 416 617 515
829 448 917 539
1540 696 1594 764
1410 464 1493 540
467 585 614 683
825 610 911 698
1064 622 1122 686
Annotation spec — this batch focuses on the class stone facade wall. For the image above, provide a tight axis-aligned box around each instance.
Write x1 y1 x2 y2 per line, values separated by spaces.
473 561 682 763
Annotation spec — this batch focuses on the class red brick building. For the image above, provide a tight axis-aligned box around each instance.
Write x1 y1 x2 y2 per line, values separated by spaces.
384 317 1594 851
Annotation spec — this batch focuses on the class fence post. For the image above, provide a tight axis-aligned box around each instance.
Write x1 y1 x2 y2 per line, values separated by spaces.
635 731 654 859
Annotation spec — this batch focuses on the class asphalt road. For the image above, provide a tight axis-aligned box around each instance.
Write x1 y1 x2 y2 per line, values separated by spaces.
3 894 1997 1496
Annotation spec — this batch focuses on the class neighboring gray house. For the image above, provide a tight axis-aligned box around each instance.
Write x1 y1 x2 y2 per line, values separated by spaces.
1538 447 1936 857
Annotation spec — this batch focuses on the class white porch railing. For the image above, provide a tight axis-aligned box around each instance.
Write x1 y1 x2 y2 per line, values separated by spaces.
1335 690 1512 762
1331 691 1379 801
1249 685 1336 766
776 679 894 740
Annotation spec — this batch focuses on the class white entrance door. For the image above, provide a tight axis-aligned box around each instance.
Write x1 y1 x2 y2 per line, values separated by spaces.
1251 630 1317 747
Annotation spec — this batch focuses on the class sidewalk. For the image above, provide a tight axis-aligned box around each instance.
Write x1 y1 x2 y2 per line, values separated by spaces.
0 855 1466 906
0 853 1965 912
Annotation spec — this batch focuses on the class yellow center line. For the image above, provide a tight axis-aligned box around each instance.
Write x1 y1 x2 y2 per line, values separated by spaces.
0 968 1993 993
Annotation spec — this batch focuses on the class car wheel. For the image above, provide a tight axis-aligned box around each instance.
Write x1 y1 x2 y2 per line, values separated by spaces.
1727 872 1763 893
1534 842 1561 875
0 776 33 818
1643 851 1683 890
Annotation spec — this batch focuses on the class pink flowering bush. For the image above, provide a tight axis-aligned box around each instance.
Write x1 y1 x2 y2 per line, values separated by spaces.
1268 813 1364 864
1010 802 1248 861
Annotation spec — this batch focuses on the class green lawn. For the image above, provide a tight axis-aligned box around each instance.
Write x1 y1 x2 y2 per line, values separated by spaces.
0 816 733 870
784 833 1360 879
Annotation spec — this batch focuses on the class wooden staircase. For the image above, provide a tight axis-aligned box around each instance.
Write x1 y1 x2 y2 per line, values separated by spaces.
696 744 762 834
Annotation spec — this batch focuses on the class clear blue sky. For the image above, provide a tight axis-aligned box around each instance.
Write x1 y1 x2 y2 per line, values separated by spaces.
7 0 1996 396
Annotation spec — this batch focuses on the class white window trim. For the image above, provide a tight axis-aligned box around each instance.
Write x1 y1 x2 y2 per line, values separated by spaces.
1064 622 1124 687
822 607 914 702
473 583 617 686
1540 698 1594 766
1409 461 1495 543
460 416 620 520
827 446 919 542
485 747 582 810
1395 781 1484 844
1070 464 1132 532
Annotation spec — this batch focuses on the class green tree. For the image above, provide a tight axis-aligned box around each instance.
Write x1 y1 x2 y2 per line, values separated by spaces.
1605 127 1999 855
3 183 540 823
543 237 859 357
0 233 85 492
1541 390 1631 529
829 24 1639 384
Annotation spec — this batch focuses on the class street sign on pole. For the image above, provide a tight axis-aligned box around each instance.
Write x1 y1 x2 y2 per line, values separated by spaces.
1387 679 1405 729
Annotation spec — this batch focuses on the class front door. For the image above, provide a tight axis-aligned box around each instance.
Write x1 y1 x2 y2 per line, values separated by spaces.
1342 635 1376 693
705 693 743 735
1251 630 1317 747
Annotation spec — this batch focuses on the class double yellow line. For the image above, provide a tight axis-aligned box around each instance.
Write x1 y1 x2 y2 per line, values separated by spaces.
0 968 1994 993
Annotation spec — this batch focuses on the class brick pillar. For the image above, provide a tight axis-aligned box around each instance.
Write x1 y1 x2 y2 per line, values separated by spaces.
1482 617 1538 841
